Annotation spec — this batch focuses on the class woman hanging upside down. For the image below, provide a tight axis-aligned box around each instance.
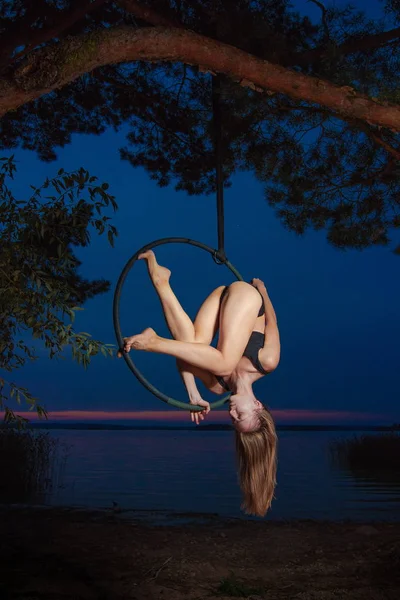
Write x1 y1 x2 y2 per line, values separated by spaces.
118 250 281 516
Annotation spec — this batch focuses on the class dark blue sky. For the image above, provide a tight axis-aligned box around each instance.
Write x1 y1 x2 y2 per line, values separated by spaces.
7 0 400 423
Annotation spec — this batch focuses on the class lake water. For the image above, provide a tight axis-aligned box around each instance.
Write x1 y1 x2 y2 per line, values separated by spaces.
25 429 400 521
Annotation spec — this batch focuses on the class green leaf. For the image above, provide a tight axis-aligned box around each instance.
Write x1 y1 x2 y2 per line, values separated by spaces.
1 157 116 417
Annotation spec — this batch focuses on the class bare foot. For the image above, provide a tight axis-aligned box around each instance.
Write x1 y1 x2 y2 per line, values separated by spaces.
138 250 171 287
117 328 158 357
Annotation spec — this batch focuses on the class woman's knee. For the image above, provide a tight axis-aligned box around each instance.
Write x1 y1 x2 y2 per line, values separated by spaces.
213 355 238 377
211 284 227 302
215 285 227 293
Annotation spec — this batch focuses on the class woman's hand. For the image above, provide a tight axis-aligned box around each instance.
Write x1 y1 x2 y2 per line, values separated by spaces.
189 396 211 425
251 278 267 294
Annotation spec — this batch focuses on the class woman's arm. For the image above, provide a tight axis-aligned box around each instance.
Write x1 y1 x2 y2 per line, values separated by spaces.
176 359 203 402
251 279 281 371
176 359 211 424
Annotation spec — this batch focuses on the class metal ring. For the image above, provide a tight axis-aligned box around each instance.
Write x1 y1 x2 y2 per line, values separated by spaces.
113 237 243 411
212 249 227 265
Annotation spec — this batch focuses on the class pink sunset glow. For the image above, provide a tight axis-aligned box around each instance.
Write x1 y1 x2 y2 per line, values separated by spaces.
5 408 393 424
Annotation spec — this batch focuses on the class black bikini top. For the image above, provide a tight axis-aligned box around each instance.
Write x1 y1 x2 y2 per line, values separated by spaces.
243 331 269 375
216 285 268 392
216 331 269 392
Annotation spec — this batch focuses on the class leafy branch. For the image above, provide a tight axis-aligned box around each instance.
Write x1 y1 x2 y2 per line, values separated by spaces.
0 156 118 421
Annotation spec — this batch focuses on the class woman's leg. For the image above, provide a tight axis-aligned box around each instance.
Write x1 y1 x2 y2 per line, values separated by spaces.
139 250 224 344
123 281 263 377
135 250 226 391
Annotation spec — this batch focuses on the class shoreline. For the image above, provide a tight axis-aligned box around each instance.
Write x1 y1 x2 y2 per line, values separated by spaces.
2 502 400 526
1 505 399 599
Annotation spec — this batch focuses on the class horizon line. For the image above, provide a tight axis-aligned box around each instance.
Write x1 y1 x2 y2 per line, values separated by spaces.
3 408 396 424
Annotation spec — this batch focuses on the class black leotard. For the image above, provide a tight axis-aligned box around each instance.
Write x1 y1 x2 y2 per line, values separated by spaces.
216 284 269 392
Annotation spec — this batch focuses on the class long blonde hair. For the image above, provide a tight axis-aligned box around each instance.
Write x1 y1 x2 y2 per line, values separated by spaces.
235 406 277 517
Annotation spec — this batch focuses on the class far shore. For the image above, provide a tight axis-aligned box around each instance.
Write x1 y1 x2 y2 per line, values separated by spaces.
1 505 399 599
20 421 400 431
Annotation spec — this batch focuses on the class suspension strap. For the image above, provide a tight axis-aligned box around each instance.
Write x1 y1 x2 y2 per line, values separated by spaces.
212 75 226 264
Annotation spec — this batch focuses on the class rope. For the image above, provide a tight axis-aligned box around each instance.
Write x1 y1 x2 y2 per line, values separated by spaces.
212 75 226 264
113 74 243 411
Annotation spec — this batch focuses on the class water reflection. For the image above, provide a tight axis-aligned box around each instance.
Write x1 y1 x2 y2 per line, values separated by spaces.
329 433 400 508
0 429 68 504
6 428 400 521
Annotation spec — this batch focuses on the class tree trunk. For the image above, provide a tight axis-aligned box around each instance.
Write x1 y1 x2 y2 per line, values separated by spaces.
1 26 400 132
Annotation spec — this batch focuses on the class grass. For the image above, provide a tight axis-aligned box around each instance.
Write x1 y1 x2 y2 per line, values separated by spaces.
215 572 265 597
330 433 400 470
0 427 68 503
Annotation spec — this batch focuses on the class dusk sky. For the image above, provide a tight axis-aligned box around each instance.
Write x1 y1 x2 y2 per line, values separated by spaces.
5 0 400 425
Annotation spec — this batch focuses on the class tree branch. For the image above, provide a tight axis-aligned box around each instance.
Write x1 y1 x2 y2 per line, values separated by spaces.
337 111 400 161
294 25 400 67
0 1 49 67
270 101 400 160
1 0 108 71
308 0 330 43
369 131 400 161
344 160 396 188
117 0 183 28
97 69 208 157
2 26 400 132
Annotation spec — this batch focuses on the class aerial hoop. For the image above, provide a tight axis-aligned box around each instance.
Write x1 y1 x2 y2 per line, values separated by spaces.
113 237 243 411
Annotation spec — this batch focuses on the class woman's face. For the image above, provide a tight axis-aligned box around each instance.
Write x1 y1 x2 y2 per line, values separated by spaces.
229 394 262 432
